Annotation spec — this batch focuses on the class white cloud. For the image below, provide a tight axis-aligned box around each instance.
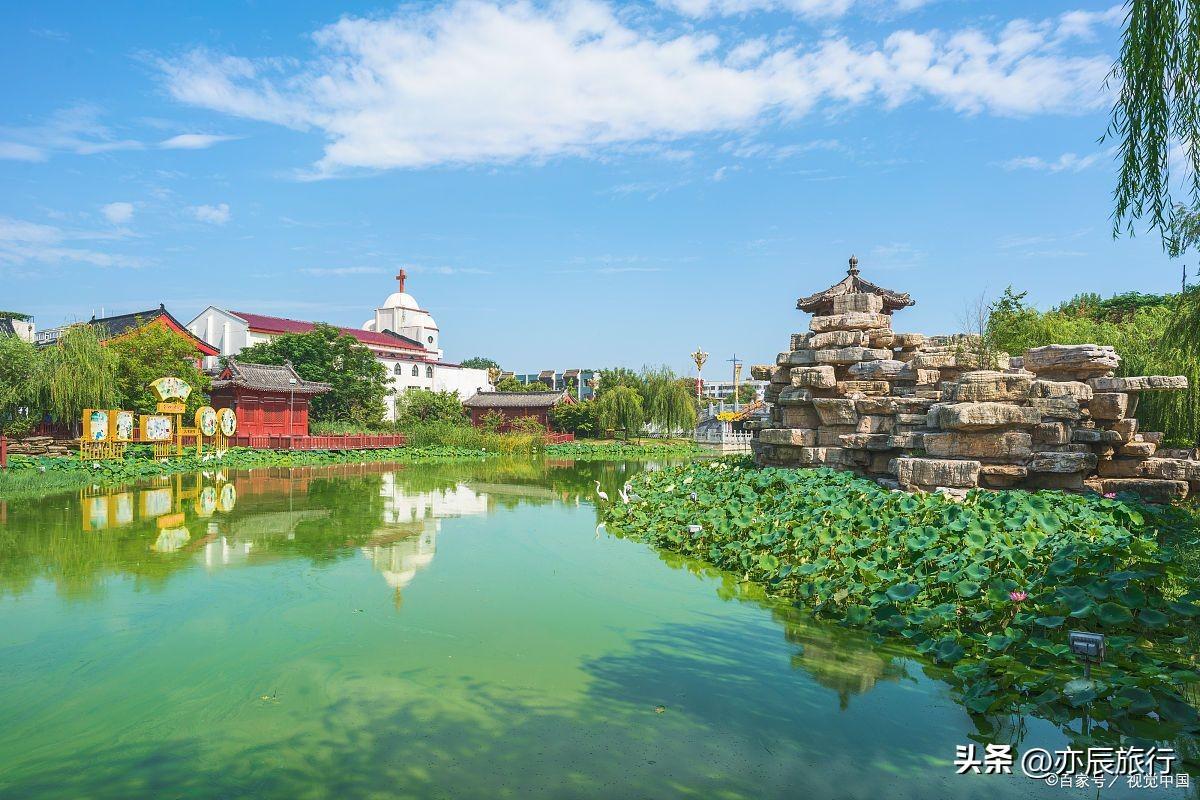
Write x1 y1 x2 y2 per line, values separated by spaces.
159 133 240 149
1001 151 1105 173
0 141 47 161
191 203 231 224
869 241 925 267
160 0 1116 176
299 265 383 276
101 202 135 224
660 0 855 19
0 216 147 269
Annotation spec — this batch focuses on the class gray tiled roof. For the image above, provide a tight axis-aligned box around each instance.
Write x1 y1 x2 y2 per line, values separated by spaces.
462 391 567 409
212 359 332 394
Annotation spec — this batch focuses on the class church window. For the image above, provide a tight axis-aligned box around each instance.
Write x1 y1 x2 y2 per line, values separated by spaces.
427 335 434 344
426 365 433 378
411 364 419 377
393 364 402 376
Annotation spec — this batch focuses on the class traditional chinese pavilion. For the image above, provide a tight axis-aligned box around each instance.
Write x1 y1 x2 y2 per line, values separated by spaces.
462 391 574 430
795 256 915 315
209 359 331 436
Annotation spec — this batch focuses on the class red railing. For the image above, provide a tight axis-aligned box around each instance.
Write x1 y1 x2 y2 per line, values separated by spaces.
230 433 407 451
544 432 575 444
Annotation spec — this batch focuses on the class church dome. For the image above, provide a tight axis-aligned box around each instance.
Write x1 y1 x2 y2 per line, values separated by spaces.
382 291 419 310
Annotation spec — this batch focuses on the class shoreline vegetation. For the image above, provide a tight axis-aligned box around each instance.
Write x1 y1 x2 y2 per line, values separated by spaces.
0 438 704 501
603 458 1200 750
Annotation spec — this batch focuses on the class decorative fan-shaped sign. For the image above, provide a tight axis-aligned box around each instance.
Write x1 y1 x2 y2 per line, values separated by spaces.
150 377 192 403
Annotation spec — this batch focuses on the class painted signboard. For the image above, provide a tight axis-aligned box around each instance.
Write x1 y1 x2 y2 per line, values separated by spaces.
195 406 218 437
111 411 135 442
141 415 174 442
217 407 237 437
84 409 109 441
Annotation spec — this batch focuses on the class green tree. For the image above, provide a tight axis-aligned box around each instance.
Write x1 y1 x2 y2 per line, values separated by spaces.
236 323 387 426
734 383 758 404
393 389 468 428
594 367 643 398
987 287 1200 446
648 379 698 434
1108 0 1200 246
32 324 120 431
107 323 211 414
548 399 598 437
0 333 37 435
495 376 549 392
460 356 501 370
595 386 644 437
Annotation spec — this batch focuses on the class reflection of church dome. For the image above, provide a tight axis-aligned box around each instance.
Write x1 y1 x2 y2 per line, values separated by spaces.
382 291 420 310
381 568 417 589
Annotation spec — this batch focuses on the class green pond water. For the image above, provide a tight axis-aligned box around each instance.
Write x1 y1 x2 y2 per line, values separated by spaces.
0 459 1193 799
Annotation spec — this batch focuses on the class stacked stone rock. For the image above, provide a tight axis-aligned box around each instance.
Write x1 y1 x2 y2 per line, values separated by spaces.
3 435 76 457
750 261 1200 502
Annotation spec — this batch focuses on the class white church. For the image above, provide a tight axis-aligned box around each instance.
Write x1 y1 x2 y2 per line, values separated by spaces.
187 269 492 421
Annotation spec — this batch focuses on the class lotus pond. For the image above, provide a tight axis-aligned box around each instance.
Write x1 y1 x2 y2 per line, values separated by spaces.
0 457 1195 798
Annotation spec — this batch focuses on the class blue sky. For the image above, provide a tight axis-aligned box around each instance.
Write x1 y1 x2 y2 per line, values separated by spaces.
0 1 1185 376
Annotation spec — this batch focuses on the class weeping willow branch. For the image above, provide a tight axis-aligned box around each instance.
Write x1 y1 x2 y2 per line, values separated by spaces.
1108 0 1200 245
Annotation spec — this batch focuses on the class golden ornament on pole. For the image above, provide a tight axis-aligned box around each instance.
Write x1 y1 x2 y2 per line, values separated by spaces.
690 347 708 401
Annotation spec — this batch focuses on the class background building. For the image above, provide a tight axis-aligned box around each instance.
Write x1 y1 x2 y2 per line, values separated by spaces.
462 391 574 430
187 272 491 420
509 369 599 400
702 379 768 403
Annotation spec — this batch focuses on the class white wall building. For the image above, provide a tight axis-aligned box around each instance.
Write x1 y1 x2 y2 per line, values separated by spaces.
187 270 491 421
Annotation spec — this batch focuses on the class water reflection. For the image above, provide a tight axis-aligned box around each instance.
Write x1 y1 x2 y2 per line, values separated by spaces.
0 459 629 604
1 458 1196 797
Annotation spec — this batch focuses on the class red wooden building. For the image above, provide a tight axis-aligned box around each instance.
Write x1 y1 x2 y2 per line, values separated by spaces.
462 391 574 430
209 359 331 436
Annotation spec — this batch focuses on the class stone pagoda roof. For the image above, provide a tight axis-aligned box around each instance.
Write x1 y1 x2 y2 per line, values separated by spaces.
796 256 915 315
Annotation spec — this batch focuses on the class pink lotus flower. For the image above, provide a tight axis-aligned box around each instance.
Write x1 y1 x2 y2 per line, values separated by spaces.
1103 492 1117 499
1009 590 1028 603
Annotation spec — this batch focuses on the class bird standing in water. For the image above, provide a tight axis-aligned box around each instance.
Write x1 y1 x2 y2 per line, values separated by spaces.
594 481 609 503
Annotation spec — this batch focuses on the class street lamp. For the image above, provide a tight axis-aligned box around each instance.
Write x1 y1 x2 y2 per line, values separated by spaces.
691 347 708 402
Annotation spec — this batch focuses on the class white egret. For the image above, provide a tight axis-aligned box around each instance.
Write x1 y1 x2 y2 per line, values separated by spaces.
594 481 609 503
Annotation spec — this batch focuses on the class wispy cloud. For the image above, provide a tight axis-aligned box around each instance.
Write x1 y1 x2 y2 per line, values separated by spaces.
869 242 925 269
1000 150 1109 173
159 133 241 149
299 266 384 276
0 216 148 270
0 107 241 161
0 141 47 162
159 1 1118 177
191 203 231 224
997 228 1090 249
101 202 134 225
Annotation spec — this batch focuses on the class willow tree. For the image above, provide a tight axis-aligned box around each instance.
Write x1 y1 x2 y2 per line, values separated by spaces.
648 379 698 435
33 324 120 430
0 333 37 434
1109 0 1200 246
595 386 644 438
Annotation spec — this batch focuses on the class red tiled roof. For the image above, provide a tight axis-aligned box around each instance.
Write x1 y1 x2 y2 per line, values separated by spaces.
231 311 427 353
